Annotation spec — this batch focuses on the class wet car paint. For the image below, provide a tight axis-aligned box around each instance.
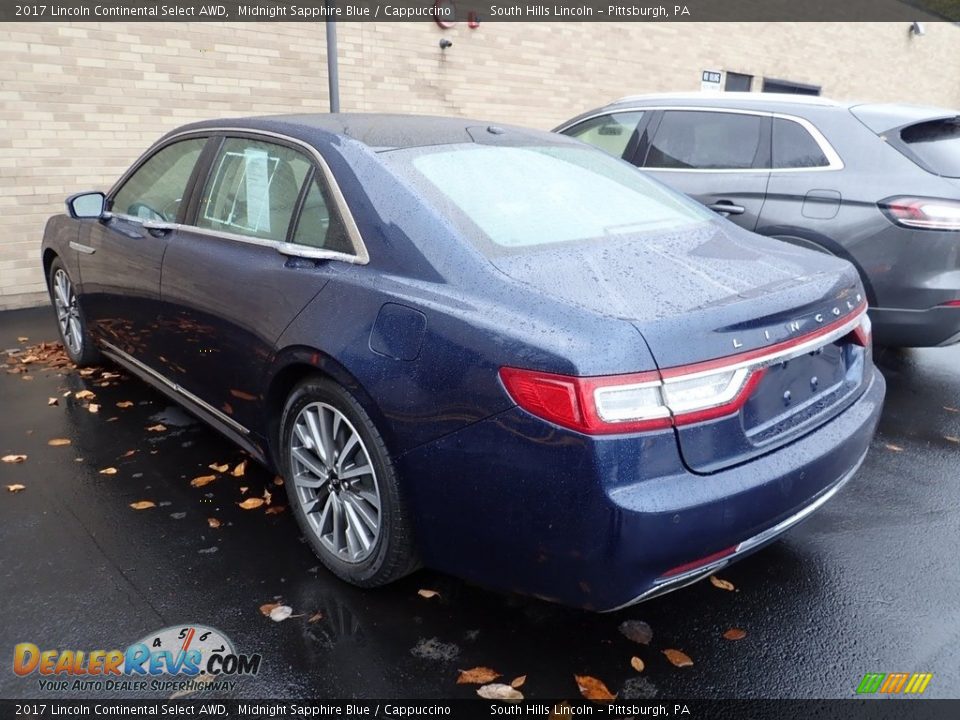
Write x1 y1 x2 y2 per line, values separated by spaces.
1 308 957 699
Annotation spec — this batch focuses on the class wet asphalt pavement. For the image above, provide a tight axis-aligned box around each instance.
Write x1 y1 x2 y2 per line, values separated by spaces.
1 305 958 701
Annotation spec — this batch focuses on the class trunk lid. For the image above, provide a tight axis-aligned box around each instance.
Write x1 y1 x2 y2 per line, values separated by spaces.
491 221 870 472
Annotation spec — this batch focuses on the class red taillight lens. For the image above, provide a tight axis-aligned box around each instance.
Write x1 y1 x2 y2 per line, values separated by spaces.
879 196 960 231
850 312 872 348
940 300 960 308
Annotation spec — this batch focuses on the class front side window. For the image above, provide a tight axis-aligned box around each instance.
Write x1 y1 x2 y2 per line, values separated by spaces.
111 138 206 222
197 138 311 242
644 111 764 170
772 118 830 168
563 112 645 159
384 143 714 252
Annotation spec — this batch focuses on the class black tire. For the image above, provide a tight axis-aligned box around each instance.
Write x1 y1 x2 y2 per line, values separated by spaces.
47 257 100 367
279 375 419 587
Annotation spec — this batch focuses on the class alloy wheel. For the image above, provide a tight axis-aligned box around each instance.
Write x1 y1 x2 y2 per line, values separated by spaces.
289 402 382 564
53 268 83 356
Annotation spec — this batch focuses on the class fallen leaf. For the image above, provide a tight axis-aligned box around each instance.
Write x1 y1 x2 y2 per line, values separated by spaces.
476 684 523 702
74 390 95 400
239 486 249 494
2 454 27 463
457 667 501 685
190 475 217 488
259 602 281 616
207 517 222 529
229 389 257 401
78 368 96 377
146 424 167 432
6 484 26 493
885 443 904 452
47 397 58 406
269 605 293 622
238 497 264 510
710 575 736 591
129 501 155 510
662 649 694 668
263 488 272 505
273 475 284 486
630 656 645 672
121 450 137 458
944 406 959 413
116 401 134 409
510 675 527 688
723 628 747 641
418 589 441 599
63 391 72 398
47 438 71 447
88 403 100 413
17 336 28 342
265 505 286 515
231 459 247 477
101 372 121 380
618 619 653 645
945 436 960 444
99 467 118 475
208 463 229 473
574 675 616 702
307 612 323 623
21 375 33 381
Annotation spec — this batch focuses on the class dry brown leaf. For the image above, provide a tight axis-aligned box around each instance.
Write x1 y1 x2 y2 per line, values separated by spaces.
239 486 249 494
273 475 284 486
269 605 293 622
457 667 502 685
308 612 324 623
231 459 247 477
99 467 118 475
21 375 33 381
74 390 95 400
238 497 265 510
78 368 97 377
229 388 257 401
2 454 27 463
885 443 904 452
62 391 72 398
710 575 736 591
630 656 645 672
6 484 26 493
207 517 222 529
418 589 441 599
116 401 134 409
945 436 960 444
723 628 747 641
47 438 71 447
618 619 653 645
574 675 616 702
259 602 281 617
47 397 58 406
88 403 100 413
190 475 217 488
663 649 694 668
17 336 28 342
121 450 137 458
146 424 167 432
476 684 523 702
208 463 229 473
129 501 155 510
510 675 527 688
263 488 272 505
265 505 286 515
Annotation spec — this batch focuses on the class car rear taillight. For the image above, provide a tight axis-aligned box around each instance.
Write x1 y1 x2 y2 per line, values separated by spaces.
501 304 870 435
940 300 960 308
879 196 960 231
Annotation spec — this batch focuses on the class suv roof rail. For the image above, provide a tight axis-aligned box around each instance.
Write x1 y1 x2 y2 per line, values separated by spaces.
610 92 842 107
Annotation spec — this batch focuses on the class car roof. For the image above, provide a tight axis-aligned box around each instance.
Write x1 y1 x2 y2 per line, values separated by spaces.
167 113 564 151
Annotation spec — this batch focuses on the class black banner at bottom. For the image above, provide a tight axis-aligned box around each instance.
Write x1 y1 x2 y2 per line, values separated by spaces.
2 700 960 720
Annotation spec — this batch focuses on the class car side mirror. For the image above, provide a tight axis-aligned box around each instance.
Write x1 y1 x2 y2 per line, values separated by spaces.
66 191 106 219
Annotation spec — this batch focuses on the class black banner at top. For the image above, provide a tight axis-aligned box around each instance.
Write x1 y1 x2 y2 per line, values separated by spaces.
2 0 959 22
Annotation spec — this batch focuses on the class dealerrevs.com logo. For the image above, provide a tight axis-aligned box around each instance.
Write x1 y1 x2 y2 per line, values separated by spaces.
13 625 261 694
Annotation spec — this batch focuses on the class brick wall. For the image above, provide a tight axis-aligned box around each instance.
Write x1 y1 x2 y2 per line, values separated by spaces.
1 20 958 309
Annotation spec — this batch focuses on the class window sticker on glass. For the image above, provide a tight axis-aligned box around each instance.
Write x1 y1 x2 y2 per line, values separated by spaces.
202 150 280 234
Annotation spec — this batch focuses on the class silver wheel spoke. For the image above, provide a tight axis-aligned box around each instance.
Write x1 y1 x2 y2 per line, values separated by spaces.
292 447 328 482
304 409 329 466
336 432 359 473
343 500 373 552
339 463 372 481
343 494 378 535
318 409 336 467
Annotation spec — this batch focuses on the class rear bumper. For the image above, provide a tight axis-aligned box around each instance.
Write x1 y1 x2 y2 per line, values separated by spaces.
870 305 960 347
398 367 885 611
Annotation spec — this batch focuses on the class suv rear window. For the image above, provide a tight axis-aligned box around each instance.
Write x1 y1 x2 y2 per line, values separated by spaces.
900 118 960 178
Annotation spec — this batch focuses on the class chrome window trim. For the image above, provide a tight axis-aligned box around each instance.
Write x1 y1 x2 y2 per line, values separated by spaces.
106 127 370 265
100 340 251 436
558 106 844 174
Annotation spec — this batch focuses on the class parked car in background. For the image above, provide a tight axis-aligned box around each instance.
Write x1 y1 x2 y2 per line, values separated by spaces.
557 93 960 348
42 114 882 611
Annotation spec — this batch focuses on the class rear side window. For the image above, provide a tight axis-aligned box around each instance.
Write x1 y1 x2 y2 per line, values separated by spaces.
197 138 311 242
290 177 353 253
772 118 830 168
563 112 645 159
644 111 764 170
900 119 960 178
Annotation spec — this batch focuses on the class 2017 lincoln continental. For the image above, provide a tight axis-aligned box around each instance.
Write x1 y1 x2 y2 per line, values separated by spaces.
42 114 884 610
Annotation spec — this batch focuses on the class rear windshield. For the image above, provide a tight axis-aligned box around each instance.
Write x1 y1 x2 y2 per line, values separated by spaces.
383 143 714 253
900 118 960 178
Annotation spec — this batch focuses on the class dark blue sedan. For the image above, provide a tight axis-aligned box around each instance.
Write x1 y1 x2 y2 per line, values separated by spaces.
41 114 884 610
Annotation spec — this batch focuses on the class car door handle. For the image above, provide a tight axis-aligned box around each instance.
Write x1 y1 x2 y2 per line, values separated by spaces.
707 202 746 216
142 220 176 237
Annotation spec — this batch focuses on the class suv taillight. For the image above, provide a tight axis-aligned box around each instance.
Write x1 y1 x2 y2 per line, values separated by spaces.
879 196 960 231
